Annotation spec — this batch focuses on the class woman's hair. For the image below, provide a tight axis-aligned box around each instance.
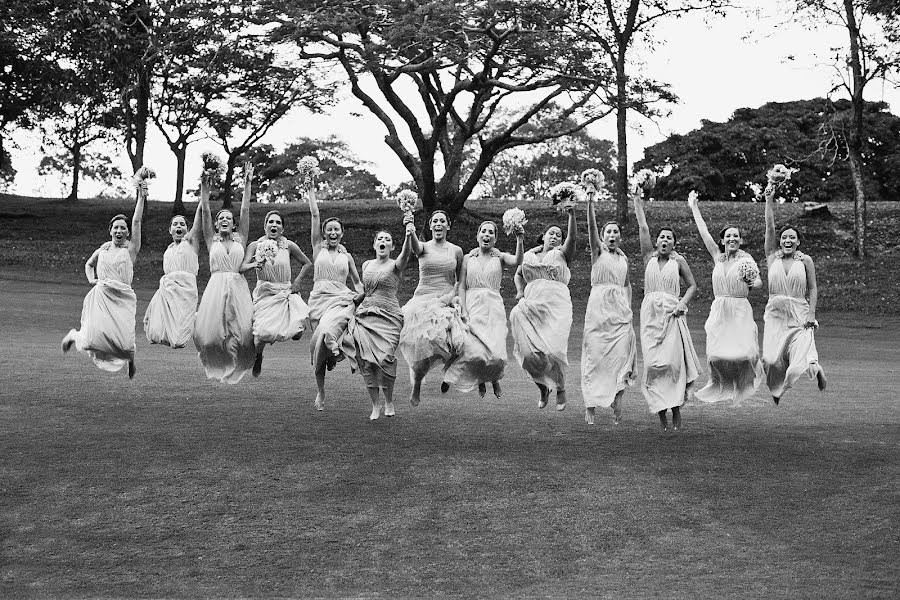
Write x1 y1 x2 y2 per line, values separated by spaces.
264 210 284 227
537 224 563 247
717 223 743 251
601 220 621 235
429 210 451 227
214 208 234 232
655 226 677 244
169 214 188 227
320 216 343 234
373 229 393 242
108 214 129 233
778 224 802 245
478 220 498 236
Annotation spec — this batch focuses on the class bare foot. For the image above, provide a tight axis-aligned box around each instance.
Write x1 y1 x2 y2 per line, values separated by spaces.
584 408 595 425
128 360 136 380
369 404 381 421
314 394 325 411
491 380 501 398
385 402 396 417
538 385 549 409
252 353 264 377
61 331 75 353
672 407 682 431
612 395 622 425
410 380 422 407
556 389 567 411
478 383 487 398
816 365 827 391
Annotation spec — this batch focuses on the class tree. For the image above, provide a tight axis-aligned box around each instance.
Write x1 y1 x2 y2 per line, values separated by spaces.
266 0 613 216
38 144 126 198
635 98 900 204
562 0 731 222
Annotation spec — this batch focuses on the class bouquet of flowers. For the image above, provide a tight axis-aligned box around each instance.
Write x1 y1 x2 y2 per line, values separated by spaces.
688 190 700 205
737 258 760 285
747 182 763 201
767 164 796 187
395 189 420 222
633 169 657 192
297 156 321 187
132 165 156 193
580 168 604 191
200 152 225 183
255 239 280 267
548 181 585 211
502 207 527 235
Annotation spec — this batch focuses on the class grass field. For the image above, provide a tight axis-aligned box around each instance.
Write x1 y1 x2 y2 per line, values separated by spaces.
1 195 899 598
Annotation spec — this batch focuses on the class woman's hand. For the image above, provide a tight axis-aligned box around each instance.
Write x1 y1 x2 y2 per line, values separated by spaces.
353 292 365 306
670 301 688 317
243 162 254 187
687 191 698 209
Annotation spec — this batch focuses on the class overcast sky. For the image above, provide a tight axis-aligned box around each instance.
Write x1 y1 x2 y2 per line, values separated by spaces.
9 3 898 199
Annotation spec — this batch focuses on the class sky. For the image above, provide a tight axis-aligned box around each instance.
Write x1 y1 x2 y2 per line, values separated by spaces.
7 3 898 200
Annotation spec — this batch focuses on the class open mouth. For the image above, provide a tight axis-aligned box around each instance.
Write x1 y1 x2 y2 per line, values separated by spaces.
378 244 386 251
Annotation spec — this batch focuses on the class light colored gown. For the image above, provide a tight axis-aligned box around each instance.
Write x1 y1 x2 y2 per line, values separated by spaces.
763 252 820 398
399 244 466 366
581 250 636 408
143 240 198 348
509 248 572 393
694 253 763 405
193 236 256 384
308 247 356 370
443 251 508 392
639 252 702 413
67 243 136 372
342 262 403 389
252 237 309 345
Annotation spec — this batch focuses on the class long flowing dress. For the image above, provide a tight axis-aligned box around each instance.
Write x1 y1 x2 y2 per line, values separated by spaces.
342 263 403 389
399 244 466 367
443 252 508 392
639 253 703 413
509 248 572 393
193 236 256 384
67 243 136 372
763 252 821 398
143 239 199 348
581 251 636 408
308 247 357 370
252 238 309 346
694 254 763 405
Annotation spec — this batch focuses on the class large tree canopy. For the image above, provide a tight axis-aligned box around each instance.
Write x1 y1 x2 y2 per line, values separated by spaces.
636 98 900 204
265 0 613 215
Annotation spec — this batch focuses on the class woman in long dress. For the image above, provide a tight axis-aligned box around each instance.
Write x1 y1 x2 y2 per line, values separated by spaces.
62 182 146 378
510 203 576 410
192 165 256 384
242 210 312 377
442 220 524 397
399 210 466 406
143 203 203 348
688 192 764 405
581 191 637 425
762 186 826 403
634 191 702 431
342 225 413 420
306 184 363 411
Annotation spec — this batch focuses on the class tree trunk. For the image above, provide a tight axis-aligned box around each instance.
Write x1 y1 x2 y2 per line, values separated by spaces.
221 153 238 210
68 143 83 202
615 57 629 224
844 0 866 258
173 146 186 215
847 147 866 258
126 65 151 174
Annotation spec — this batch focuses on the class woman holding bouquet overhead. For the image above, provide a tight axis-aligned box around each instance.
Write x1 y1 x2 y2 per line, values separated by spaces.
193 158 256 384
510 188 578 411
442 216 524 397
688 191 763 405
62 174 147 378
306 169 363 411
399 209 466 406
143 196 203 349
762 166 826 403
242 210 312 377
633 175 702 432
581 181 636 426
342 225 414 420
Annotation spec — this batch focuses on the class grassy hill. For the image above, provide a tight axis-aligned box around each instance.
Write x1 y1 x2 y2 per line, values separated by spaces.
1 193 898 316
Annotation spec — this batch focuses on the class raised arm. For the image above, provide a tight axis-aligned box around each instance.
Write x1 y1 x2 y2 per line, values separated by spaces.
501 229 525 267
560 205 577 263
586 190 601 260
764 185 777 260
186 201 204 254
633 189 653 260
199 175 215 251
307 182 322 257
237 162 252 244
129 184 146 261
395 223 415 273
687 192 720 260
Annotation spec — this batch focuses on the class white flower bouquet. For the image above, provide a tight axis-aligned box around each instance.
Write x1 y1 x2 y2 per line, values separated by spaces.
297 156 321 187
132 165 156 193
255 238 280 267
395 189 420 222
580 168 604 192
502 207 527 235
201 152 225 183
767 164 797 187
633 169 657 192
737 258 760 285
548 182 585 211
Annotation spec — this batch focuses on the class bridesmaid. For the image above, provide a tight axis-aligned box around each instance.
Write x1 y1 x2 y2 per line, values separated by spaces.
509 203 577 410
634 190 702 431
399 210 465 406
192 163 256 384
342 225 414 420
306 183 363 411
242 210 312 377
581 191 636 425
688 192 763 405
442 220 524 397
762 186 826 403
62 182 146 378
143 203 203 348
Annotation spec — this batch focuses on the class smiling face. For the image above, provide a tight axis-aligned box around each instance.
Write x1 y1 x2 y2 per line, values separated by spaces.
264 213 283 239
602 222 621 249
721 227 742 253
779 228 800 255
110 219 129 244
215 210 234 235
322 219 343 247
543 226 563 250
429 211 450 241
169 216 188 242
655 228 675 256
373 231 394 258
477 222 497 250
